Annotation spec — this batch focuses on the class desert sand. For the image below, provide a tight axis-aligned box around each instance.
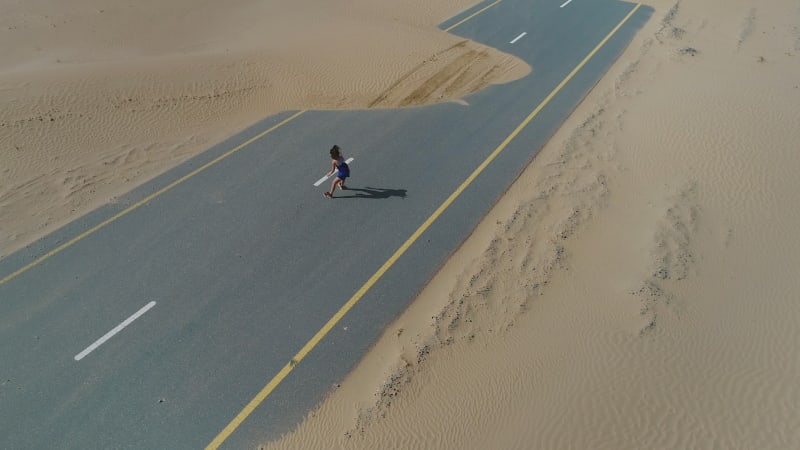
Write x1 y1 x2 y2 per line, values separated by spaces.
3 0 799 448
262 0 800 449
0 0 527 258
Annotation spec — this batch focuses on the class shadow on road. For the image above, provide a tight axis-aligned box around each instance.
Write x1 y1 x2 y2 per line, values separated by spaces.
337 186 407 199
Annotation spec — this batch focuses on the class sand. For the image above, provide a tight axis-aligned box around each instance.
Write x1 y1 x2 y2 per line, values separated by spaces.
261 0 800 449
0 0 528 257
4 0 799 448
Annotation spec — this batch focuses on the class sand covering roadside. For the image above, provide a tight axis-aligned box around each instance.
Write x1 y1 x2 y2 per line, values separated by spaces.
0 0 528 257
4 0 799 447
263 0 800 448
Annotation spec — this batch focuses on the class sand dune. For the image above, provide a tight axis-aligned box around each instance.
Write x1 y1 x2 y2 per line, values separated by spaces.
262 0 800 448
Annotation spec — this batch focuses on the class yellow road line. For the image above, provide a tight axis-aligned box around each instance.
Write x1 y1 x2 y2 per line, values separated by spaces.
444 0 503 32
206 3 642 449
0 110 306 287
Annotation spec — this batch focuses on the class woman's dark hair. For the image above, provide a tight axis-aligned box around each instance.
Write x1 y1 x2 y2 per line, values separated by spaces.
330 145 340 158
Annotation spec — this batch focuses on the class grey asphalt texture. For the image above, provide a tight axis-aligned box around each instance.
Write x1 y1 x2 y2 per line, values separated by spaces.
0 0 651 448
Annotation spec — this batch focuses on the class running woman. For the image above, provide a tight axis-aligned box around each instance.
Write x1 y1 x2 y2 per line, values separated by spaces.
324 145 349 198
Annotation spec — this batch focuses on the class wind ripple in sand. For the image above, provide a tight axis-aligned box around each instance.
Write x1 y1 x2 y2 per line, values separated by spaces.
369 40 521 108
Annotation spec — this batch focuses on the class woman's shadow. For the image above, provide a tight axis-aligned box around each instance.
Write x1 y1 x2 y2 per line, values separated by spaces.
338 186 407 199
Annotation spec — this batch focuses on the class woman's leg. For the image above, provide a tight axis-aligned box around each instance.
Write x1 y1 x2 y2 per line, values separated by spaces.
329 177 341 196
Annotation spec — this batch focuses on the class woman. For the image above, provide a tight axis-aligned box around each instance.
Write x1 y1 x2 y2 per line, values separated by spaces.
324 144 349 198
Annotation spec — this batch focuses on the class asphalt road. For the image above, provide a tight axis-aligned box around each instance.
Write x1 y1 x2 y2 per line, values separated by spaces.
0 1 652 448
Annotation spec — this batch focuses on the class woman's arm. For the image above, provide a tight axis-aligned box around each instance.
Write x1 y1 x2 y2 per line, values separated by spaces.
326 159 337 176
